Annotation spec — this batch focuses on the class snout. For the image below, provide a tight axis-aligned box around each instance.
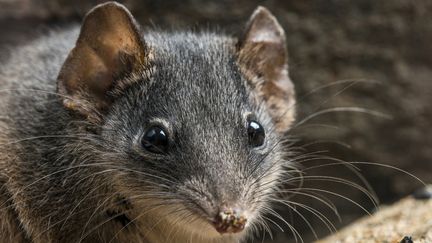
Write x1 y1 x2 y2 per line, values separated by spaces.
179 178 252 235
212 207 247 234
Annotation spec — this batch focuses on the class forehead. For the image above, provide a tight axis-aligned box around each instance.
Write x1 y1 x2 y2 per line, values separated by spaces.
143 32 251 118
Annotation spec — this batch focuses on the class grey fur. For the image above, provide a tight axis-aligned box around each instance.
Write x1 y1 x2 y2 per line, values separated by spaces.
0 3 296 243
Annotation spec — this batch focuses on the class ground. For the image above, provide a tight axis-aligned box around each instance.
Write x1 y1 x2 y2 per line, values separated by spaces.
318 189 432 243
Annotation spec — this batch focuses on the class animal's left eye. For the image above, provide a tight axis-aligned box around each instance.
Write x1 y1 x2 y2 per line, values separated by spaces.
247 120 265 147
141 126 168 154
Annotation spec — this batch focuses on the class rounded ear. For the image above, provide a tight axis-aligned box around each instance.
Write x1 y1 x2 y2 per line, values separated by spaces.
57 1 150 121
237 6 295 133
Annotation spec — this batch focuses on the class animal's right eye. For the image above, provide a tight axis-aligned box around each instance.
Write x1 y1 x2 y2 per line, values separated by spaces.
141 126 168 154
247 120 265 147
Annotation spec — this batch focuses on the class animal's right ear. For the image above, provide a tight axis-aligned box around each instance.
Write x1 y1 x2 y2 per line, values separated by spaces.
57 2 150 121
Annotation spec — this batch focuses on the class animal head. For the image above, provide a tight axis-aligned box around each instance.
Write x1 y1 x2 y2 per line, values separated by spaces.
57 2 296 241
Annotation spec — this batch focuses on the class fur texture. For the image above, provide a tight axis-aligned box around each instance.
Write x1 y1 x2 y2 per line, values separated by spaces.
0 2 296 242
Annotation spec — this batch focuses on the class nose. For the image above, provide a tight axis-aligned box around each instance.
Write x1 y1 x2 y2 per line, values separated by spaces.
212 208 247 234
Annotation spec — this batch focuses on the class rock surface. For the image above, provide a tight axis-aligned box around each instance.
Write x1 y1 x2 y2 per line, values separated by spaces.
317 194 432 243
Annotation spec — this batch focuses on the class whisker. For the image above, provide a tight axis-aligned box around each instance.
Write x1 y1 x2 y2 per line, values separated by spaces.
284 175 379 208
271 197 337 234
294 107 391 128
282 187 371 216
268 197 318 240
301 161 426 186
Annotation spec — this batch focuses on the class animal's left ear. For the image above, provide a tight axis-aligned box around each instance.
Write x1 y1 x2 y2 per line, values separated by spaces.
237 6 295 132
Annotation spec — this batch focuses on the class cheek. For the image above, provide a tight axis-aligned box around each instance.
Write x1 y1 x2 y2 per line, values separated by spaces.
253 157 285 194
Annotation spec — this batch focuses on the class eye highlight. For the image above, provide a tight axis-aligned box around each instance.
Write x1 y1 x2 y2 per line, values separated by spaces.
247 120 265 147
141 126 168 154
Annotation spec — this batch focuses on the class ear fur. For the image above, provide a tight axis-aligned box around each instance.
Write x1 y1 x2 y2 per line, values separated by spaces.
238 6 295 132
57 1 149 120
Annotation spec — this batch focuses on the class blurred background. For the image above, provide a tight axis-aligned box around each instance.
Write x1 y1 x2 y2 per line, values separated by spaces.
1 0 431 242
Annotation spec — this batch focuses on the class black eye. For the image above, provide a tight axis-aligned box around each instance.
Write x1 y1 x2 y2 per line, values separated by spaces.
141 126 168 154
247 120 265 147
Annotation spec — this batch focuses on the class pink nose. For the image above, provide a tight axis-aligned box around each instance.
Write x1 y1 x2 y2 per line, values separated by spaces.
213 208 247 234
